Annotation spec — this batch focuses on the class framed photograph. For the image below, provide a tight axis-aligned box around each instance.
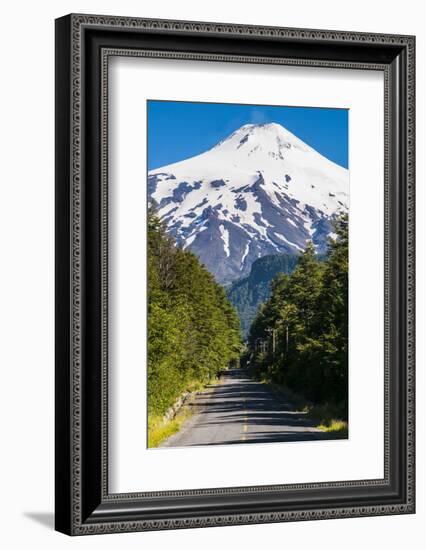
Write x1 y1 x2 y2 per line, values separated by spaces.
55 14 415 535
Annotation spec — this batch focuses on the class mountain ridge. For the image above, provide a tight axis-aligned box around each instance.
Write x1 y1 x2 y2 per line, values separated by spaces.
148 122 349 283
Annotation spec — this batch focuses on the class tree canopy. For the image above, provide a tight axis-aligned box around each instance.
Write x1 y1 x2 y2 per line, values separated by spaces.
148 205 242 416
247 214 348 417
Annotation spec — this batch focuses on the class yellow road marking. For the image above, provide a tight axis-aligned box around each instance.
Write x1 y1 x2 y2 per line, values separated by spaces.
241 397 249 440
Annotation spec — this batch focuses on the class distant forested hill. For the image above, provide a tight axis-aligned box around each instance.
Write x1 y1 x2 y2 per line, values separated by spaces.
227 254 300 338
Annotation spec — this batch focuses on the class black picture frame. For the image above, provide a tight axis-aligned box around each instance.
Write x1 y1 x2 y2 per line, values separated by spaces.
55 13 415 535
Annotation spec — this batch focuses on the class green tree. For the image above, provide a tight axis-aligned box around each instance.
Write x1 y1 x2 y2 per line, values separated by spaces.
147 206 242 417
247 215 348 418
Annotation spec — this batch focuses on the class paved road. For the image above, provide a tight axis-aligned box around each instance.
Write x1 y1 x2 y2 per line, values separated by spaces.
160 369 331 447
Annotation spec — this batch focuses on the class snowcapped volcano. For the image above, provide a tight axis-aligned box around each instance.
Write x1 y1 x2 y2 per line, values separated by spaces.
148 122 349 284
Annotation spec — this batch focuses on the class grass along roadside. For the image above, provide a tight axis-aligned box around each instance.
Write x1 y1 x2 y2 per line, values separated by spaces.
316 419 348 436
148 407 193 448
148 376 222 448
256 372 348 438
307 403 348 438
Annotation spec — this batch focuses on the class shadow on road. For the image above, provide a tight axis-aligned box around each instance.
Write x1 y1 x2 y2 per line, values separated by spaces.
162 368 343 447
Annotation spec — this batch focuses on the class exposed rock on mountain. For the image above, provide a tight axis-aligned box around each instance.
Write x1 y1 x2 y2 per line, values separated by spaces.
148 122 348 284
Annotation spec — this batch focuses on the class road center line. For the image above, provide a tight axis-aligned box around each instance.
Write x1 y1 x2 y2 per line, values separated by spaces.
241 395 249 439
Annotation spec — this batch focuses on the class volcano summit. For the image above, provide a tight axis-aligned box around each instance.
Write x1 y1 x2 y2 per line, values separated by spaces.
148 122 349 284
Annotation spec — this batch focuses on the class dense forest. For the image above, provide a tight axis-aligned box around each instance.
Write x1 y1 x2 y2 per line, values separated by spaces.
247 214 349 419
148 202 348 434
148 205 242 418
227 254 300 338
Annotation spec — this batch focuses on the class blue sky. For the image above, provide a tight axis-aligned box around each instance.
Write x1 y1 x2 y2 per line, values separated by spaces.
147 100 348 171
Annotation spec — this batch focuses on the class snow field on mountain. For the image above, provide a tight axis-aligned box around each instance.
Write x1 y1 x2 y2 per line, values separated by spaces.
148 122 349 283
